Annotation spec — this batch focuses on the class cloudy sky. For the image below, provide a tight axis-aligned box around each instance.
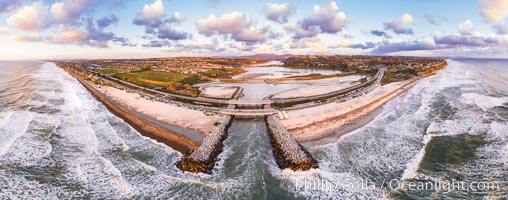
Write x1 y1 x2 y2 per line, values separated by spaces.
0 0 508 60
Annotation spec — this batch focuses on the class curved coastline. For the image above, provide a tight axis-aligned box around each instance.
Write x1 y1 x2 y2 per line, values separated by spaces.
293 78 421 146
286 63 447 147
60 65 198 153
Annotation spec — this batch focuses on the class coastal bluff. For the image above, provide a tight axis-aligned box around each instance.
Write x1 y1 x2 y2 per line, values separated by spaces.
177 116 233 173
265 115 318 171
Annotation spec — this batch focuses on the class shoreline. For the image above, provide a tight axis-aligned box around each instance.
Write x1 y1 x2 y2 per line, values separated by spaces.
286 77 423 147
63 67 198 153
301 106 383 147
98 85 218 138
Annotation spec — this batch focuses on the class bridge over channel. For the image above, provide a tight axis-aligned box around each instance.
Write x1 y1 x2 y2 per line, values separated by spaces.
219 109 278 116
82 67 384 117
227 100 273 105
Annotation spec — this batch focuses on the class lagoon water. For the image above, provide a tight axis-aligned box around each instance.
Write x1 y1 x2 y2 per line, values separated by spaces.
0 59 507 199
199 73 364 100
233 66 339 79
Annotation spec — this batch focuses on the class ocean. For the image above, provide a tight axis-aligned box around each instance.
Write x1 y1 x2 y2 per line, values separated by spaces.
0 59 506 199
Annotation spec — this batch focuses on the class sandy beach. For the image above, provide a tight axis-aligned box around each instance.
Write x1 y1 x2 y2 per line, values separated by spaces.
66 72 198 153
98 85 221 134
281 78 421 146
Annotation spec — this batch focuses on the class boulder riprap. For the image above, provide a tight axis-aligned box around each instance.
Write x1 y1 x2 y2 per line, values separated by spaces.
177 116 233 173
265 115 318 171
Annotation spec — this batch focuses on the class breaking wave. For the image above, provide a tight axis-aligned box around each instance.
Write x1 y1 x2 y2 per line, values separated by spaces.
0 59 507 199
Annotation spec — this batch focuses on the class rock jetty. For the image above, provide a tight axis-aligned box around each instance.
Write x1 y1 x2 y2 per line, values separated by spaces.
177 116 233 173
265 115 318 171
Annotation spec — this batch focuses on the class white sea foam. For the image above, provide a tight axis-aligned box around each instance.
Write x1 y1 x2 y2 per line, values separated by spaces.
0 111 33 158
396 64 493 183
0 113 60 166
0 171 60 199
293 59 507 198
490 121 508 140
489 121 508 164
2 59 506 198
133 159 157 172
400 134 432 181
111 125 130 152
159 174 238 190
49 104 134 198
88 111 131 152
98 156 133 193
0 111 13 128
84 113 134 194
211 130 235 174
461 93 508 111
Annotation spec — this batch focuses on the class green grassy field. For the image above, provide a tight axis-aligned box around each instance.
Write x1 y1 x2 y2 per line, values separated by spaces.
112 68 245 97
97 68 128 75
114 71 199 96
116 71 190 83
201 68 246 78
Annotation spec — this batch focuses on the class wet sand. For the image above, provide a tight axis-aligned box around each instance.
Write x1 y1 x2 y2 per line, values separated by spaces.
300 107 383 147
284 78 422 147
65 70 198 153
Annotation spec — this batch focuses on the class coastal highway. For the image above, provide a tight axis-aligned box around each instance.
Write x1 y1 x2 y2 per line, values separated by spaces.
90 69 274 107
219 108 278 116
102 74 229 105
84 70 279 116
97 75 224 112
74 66 385 115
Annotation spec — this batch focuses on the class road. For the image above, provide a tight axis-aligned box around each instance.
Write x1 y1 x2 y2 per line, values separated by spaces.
74 66 385 114
219 109 278 116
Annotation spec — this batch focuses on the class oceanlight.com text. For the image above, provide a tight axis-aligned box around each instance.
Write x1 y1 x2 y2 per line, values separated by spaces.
283 178 501 194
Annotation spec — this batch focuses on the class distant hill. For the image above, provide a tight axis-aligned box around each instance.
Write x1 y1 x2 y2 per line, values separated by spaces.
220 54 293 60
